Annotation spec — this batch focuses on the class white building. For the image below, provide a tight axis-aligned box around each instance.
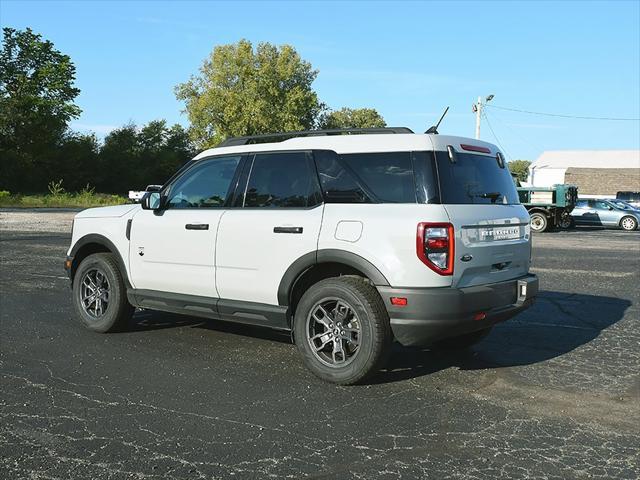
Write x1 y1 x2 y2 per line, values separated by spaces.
527 150 640 198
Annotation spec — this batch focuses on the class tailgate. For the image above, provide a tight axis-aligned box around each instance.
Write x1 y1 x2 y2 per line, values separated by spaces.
443 204 531 288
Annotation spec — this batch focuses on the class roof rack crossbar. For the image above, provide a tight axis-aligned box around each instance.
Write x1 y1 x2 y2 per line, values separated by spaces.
218 127 414 147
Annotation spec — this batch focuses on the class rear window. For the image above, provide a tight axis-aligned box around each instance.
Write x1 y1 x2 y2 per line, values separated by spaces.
434 151 519 205
617 192 640 201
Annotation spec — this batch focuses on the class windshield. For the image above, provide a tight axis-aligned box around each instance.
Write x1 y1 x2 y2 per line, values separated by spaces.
434 151 519 205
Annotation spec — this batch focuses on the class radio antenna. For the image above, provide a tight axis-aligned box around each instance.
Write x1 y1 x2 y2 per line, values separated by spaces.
425 106 449 134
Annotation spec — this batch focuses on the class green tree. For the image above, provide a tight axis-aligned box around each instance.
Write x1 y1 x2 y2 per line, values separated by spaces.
507 159 531 183
175 39 323 148
97 121 195 193
0 27 81 191
319 107 386 129
53 132 100 191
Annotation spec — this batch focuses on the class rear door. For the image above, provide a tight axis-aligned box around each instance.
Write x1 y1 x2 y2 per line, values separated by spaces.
215 151 323 305
434 149 531 288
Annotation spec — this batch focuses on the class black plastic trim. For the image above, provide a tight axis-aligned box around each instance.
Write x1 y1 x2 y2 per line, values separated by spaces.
378 274 538 346
68 233 131 288
277 251 317 305
276 249 390 306
126 219 132 240
218 127 414 147
128 289 289 330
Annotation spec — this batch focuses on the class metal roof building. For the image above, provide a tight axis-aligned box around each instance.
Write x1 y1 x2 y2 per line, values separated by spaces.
528 150 640 197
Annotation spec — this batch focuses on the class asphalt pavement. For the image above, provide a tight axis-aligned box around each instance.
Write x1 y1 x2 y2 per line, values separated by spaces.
1 222 639 479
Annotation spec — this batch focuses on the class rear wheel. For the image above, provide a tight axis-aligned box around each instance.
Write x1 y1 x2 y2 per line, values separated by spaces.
432 327 493 350
620 216 638 231
72 253 134 333
529 212 548 233
293 276 392 385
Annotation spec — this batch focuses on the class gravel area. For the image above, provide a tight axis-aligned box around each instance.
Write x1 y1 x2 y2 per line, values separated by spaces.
0 209 78 233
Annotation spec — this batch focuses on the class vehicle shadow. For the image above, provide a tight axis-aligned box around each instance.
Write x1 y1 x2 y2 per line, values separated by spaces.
374 290 631 384
125 290 630 385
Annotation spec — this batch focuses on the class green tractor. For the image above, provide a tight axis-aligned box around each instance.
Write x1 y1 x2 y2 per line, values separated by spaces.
514 177 579 233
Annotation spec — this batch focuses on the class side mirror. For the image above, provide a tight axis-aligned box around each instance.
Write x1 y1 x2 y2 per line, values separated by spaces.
141 191 163 211
145 184 162 192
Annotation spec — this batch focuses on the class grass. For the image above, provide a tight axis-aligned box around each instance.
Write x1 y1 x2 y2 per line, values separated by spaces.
0 182 128 208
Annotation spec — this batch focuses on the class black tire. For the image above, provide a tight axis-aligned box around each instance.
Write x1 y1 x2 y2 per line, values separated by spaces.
432 327 493 351
529 212 548 233
619 215 638 231
293 276 392 385
559 214 573 229
72 252 134 333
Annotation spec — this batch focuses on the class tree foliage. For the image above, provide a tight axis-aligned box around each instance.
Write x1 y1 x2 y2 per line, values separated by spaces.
175 39 324 148
319 107 386 129
0 27 81 145
507 159 531 182
94 121 195 193
0 27 83 192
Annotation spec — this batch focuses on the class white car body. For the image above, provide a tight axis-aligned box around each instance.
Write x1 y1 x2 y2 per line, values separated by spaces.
67 131 538 349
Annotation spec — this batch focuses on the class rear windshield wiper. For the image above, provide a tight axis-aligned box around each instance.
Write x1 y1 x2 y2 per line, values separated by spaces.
478 192 503 203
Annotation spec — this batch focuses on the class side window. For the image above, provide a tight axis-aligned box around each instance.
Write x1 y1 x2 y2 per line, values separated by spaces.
244 152 321 208
314 150 371 204
165 156 241 208
575 200 588 208
595 201 610 210
341 152 417 203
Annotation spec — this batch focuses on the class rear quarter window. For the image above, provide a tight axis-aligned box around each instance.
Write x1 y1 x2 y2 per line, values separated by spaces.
340 152 417 203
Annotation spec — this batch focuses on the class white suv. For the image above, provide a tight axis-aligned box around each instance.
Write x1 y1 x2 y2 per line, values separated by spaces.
66 128 538 384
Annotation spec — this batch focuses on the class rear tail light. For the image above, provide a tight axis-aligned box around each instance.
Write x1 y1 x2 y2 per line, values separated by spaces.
416 222 454 275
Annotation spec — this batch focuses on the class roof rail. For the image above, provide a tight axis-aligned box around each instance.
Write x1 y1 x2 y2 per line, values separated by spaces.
218 127 414 147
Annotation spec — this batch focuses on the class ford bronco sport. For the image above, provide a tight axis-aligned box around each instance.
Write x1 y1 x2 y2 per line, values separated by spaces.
65 128 538 384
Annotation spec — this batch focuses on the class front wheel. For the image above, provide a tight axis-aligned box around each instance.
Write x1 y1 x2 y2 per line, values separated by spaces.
293 277 392 385
529 212 548 233
620 216 638 231
72 253 134 333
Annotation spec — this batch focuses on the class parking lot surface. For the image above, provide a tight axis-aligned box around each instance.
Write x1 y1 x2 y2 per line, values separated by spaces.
1 213 639 479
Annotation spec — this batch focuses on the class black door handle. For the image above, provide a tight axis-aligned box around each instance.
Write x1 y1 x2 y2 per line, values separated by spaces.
185 223 209 230
273 226 303 234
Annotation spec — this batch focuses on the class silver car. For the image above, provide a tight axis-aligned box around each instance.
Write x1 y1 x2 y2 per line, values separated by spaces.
571 199 640 231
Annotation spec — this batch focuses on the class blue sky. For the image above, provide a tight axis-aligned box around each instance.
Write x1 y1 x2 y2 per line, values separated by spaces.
2 0 639 160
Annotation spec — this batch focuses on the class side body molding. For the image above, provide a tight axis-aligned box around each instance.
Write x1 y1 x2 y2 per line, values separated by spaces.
276 249 390 306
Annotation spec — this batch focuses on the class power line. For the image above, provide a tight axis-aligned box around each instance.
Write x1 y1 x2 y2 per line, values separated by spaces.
482 110 511 160
485 104 640 121
485 109 542 159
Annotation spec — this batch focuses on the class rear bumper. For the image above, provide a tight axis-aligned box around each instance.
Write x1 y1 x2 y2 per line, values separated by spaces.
377 274 538 347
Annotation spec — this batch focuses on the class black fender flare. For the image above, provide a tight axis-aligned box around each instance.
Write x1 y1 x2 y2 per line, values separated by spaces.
277 249 390 306
69 234 131 288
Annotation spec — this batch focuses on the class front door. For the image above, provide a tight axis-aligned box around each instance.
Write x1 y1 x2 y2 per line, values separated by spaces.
129 155 243 297
215 151 324 306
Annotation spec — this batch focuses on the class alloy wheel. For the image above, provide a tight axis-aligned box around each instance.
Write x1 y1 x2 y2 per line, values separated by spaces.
306 298 361 367
621 217 637 231
80 268 110 318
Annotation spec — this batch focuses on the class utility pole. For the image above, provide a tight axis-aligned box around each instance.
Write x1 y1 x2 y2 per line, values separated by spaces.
474 96 482 140
473 94 494 140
